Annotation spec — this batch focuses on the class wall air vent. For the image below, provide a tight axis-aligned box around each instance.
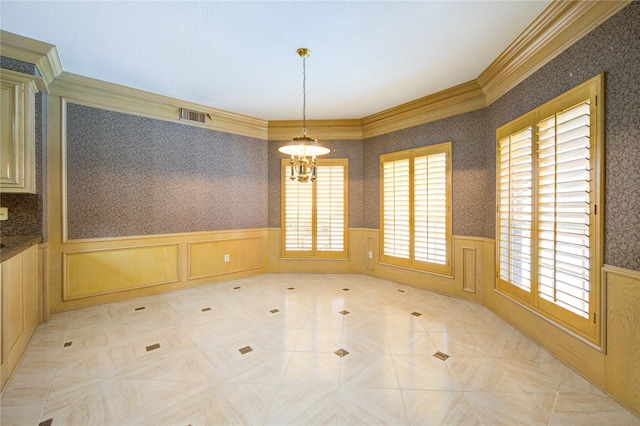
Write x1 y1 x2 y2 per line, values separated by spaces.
180 108 207 124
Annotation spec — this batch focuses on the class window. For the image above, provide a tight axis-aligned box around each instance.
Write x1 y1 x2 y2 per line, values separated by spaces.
281 158 348 258
497 74 603 344
380 142 452 275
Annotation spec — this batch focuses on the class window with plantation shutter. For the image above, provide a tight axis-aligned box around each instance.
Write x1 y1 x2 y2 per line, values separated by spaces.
284 170 313 251
498 125 533 293
414 152 448 266
496 74 603 345
383 158 410 260
537 101 592 319
281 158 348 258
381 142 452 275
316 165 345 252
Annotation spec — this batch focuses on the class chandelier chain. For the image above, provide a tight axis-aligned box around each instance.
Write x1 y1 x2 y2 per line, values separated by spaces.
302 55 307 135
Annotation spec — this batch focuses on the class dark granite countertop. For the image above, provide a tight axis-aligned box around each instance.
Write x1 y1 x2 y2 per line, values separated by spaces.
0 235 42 263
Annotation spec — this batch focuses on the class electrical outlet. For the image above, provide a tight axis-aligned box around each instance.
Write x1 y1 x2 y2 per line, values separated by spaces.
0 207 8 221
368 251 373 259
224 254 230 262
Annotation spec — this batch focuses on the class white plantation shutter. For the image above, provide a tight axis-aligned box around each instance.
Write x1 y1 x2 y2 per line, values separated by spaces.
381 143 451 274
383 159 411 259
316 165 345 251
281 159 348 257
498 127 533 292
495 73 602 344
537 101 592 318
414 153 448 265
284 167 313 251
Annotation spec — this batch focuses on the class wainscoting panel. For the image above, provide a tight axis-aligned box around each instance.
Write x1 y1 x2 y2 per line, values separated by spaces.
366 236 375 270
361 231 494 303
188 237 263 280
603 265 640 417
461 246 477 293
64 244 180 300
266 228 365 274
55 229 268 311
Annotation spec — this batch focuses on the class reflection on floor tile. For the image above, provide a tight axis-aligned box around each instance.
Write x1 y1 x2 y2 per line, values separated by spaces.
402 390 481 425
338 387 409 425
1 273 638 425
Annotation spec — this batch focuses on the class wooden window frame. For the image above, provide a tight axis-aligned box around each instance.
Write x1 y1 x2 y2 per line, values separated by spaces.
496 73 604 345
380 142 453 276
280 158 349 259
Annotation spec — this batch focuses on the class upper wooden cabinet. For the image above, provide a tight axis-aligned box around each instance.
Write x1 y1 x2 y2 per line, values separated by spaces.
1 70 37 193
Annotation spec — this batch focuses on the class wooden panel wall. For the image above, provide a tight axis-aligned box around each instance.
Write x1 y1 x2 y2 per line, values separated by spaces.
361 231 494 304
461 247 477 294
54 229 268 311
603 265 640 416
189 237 263 279
266 228 365 274
64 244 180 299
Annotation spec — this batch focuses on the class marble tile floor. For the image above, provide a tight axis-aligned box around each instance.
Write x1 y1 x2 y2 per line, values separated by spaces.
1 274 638 426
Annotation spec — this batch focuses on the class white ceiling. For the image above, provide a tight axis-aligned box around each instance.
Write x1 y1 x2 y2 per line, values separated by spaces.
1 1 552 121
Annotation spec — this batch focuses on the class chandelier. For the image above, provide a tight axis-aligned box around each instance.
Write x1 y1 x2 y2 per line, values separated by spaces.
279 48 329 182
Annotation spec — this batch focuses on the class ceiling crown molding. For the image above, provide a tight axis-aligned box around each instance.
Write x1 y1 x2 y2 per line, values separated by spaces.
478 0 632 106
0 30 63 91
49 72 268 140
268 120 363 141
360 80 485 139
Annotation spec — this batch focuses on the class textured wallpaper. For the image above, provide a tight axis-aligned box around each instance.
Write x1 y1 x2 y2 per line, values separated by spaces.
267 139 364 229
66 104 268 239
487 1 640 271
362 109 492 238
0 56 37 75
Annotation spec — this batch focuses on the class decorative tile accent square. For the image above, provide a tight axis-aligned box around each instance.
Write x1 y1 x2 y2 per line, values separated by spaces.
342 288 351 292
201 307 212 312
270 309 280 314
134 306 146 311
146 343 161 352
334 348 349 357
233 286 241 290
238 346 253 355
433 351 450 361
411 312 422 317
63 341 72 347
287 287 295 290
339 310 350 315
39 419 53 426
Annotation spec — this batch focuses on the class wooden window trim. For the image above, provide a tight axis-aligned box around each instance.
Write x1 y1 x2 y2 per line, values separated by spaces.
380 142 453 276
496 73 604 346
